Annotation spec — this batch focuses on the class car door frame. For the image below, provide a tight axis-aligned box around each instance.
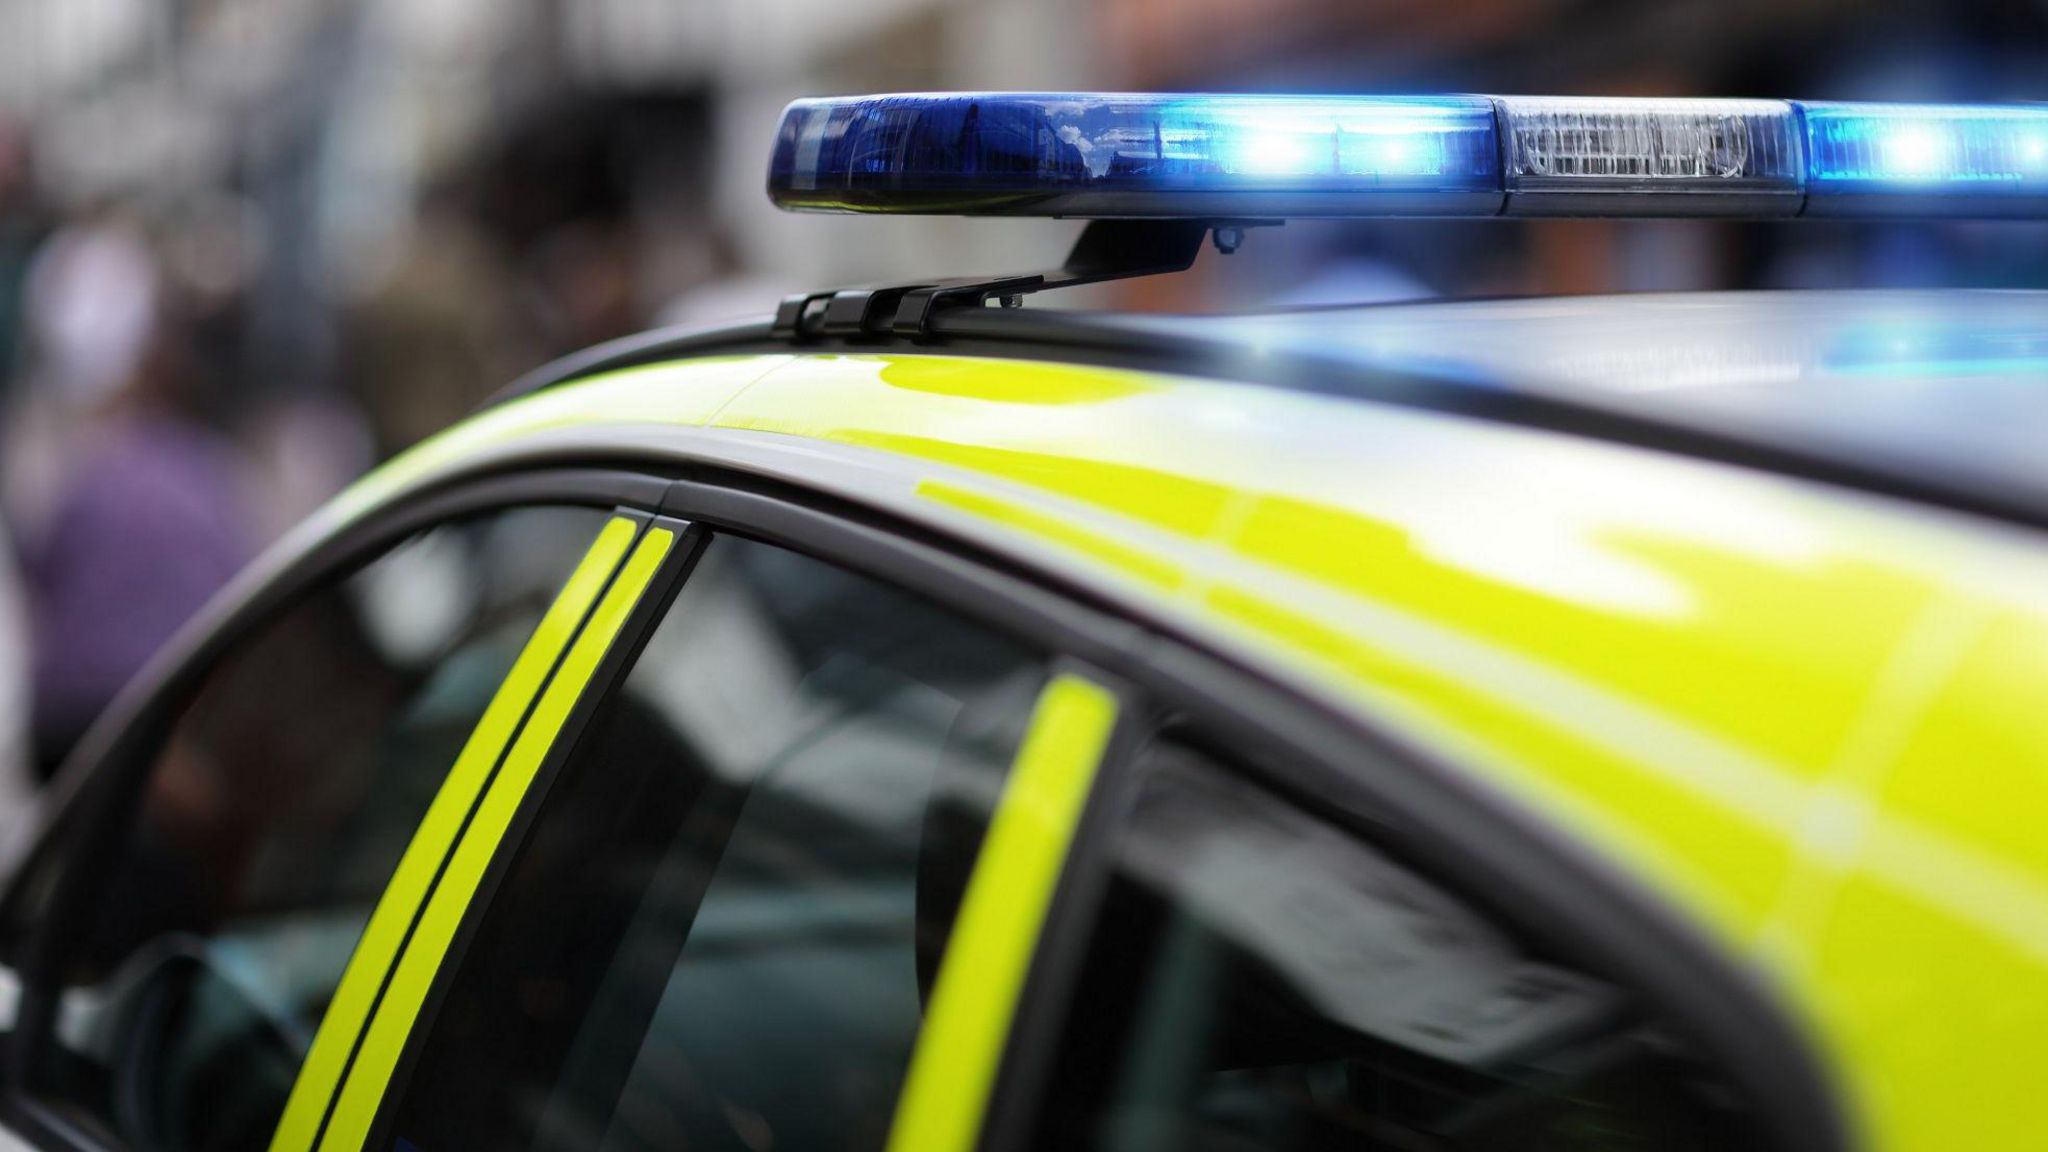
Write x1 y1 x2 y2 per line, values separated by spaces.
646 464 1855 1152
0 466 680 1151
0 443 1850 1152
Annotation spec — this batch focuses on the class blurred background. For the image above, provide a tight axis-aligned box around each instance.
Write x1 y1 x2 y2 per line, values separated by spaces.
0 0 2045 803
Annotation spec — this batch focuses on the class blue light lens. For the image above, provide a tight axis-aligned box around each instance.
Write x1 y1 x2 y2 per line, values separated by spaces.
768 93 1503 217
767 93 2048 220
1801 102 2048 213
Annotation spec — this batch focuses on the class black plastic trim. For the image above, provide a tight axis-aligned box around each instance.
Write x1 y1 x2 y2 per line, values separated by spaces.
1107 642 1853 1152
652 476 1154 672
632 468 1852 1152
773 220 1213 340
977 670 1160 1152
307 506 664 1150
0 467 674 1122
357 519 708 1152
0 455 1855 1152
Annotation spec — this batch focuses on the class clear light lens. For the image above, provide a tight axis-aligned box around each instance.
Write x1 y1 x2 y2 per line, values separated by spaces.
1498 97 1804 205
1802 103 2048 189
768 93 1503 217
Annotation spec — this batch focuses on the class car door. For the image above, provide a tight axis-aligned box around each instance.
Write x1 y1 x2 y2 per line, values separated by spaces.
0 459 1841 1152
1005 732 1795 1152
0 471 688 1152
333 525 1118 1152
300 508 1833 1152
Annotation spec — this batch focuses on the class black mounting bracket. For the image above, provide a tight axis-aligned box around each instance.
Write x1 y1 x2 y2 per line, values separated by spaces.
772 218 1277 342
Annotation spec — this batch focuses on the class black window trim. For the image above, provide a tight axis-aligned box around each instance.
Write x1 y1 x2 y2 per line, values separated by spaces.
0 468 676 1152
354 515 708 1152
991 716 1777 1151
651 468 1857 1152
0 454 1853 1152
358 529 1098 1152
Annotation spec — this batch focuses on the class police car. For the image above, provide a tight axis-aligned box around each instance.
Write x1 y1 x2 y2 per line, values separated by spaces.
1 93 2044 1152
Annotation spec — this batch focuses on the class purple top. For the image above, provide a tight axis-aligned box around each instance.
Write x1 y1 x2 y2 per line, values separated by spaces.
26 415 253 736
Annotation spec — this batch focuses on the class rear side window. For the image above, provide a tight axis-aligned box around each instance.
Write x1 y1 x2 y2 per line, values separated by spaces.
30 505 612 1152
381 533 1050 1152
1030 739 1774 1151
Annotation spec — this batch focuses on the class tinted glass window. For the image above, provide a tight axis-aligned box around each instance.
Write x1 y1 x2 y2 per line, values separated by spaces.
383 534 1049 1152
36 505 612 1152
1033 740 1772 1151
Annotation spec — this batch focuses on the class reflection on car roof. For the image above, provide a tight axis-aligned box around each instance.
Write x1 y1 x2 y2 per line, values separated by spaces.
1113 290 2048 528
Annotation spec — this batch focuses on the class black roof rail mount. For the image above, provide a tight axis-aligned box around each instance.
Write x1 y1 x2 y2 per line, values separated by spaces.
772 218 1278 342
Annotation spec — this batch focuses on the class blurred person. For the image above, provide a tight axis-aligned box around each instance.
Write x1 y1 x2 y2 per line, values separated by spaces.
3 214 163 534
12 216 255 781
163 194 377 538
239 393 376 543
0 531 33 864
526 220 644 358
345 197 525 458
0 116 48 398
0 118 46 853
654 227 789 328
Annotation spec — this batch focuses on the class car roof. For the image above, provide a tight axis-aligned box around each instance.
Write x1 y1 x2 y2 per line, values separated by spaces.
1119 289 2048 522
371 331 2048 1150
512 288 2048 534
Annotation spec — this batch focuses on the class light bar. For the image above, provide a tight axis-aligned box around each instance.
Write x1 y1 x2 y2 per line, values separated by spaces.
769 94 1503 217
768 94 2048 219
1496 96 1803 216
1803 103 2048 216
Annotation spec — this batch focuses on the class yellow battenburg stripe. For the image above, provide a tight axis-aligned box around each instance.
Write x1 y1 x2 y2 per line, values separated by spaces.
267 515 641 1152
886 673 1120 1152
316 525 678 1152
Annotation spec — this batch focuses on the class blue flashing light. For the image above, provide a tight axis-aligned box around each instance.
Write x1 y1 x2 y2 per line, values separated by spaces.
767 93 2048 220
1801 103 2048 213
1804 104 2048 185
768 94 1503 217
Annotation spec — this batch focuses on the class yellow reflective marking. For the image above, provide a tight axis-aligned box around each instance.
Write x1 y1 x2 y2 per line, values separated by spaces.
267 515 640 1152
917 478 1187 594
317 525 677 1152
886 673 1120 1152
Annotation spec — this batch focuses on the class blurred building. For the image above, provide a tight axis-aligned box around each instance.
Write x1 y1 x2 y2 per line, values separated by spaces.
0 0 2043 411
0 0 2042 789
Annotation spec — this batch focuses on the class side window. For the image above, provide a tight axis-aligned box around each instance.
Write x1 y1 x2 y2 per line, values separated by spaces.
380 534 1050 1152
1031 739 1774 1151
33 504 615 1152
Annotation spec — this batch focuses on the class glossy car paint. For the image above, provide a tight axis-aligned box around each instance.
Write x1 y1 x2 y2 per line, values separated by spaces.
319 348 2048 1152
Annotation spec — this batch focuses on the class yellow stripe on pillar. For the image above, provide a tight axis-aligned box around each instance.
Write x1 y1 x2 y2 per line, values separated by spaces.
267 514 639 1152
886 672 1121 1152
315 524 676 1152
